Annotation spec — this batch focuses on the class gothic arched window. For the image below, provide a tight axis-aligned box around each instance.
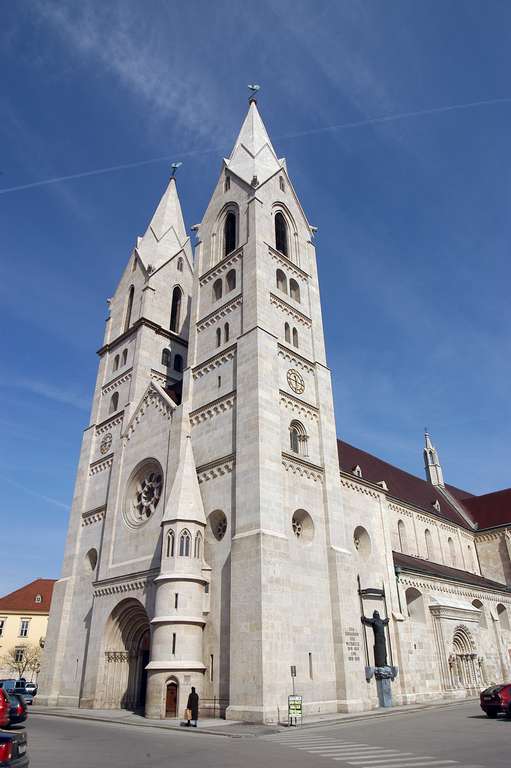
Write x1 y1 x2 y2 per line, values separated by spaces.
113 355 119 372
179 529 191 557
216 327 221 347
170 286 182 333
292 327 298 348
194 532 202 559
275 212 288 257
284 322 291 343
174 354 183 372
122 349 128 366
161 348 170 366
213 278 223 302
289 420 307 456
124 286 134 331
224 211 236 256
276 269 287 293
279 176 285 192
109 392 119 414
224 175 230 192
226 269 236 292
166 530 175 558
177 257 183 272
289 278 300 303
224 323 229 343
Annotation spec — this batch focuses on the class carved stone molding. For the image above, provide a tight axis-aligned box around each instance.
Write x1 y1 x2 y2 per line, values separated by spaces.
192 347 236 380
196 295 242 333
95 413 124 436
475 531 501 543
341 477 380 500
125 386 173 442
150 369 172 388
197 455 235 484
279 390 318 421
398 571 511 603
81 507 106 527
268 244 309 281
190 393 236 427
282 454 323 483
102 369 133 395
89 454 113 476
270 293 311 327
199 249 243 286
277 345 314 374
94 579 148 597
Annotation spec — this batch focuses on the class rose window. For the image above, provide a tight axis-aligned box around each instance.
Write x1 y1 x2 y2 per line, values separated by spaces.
124 460 164 528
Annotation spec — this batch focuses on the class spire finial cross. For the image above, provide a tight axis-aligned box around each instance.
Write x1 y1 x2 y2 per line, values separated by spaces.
170 161 183 177
248 84 260 103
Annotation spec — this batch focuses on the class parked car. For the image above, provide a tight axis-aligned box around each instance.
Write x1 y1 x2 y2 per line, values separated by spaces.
480 683 511 717
0 690 11 728
0 683 16 695
21 685 35 698
9 691 31 708
0 729 29 766
6 694 27 726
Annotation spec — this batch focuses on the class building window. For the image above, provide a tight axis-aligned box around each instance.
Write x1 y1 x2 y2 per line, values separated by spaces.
224 323 229 343
162 348 170 366
170 286 182 333
216 327 222 347
210 654 214 682
224 175 230 192
35 594 42 604
425 529 433 560
275 211 288 257
397 520 407 554
292 327 298 348
109 392 119 414
224 211 237 256
19 619 29 638
0 619 5 638
194 532 202 559
122 349 128 366
172 633 176 655
113 355 119 372
174 593 179 609
213 278 223 302
166 530 175 558
124 286 134 331
279 175 286 192
448 537 456 567
289 420 308 456
284 322 291 343
406 587 425 622
497 604 510 630
308 652 313 679
226 269 236 292
276 268 288 294
179 529 191 557
177 257 183 272
289 279 300 303
14 648 24 664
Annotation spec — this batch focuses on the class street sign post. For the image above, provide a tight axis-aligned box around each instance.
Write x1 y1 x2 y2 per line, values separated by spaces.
288 694 303 727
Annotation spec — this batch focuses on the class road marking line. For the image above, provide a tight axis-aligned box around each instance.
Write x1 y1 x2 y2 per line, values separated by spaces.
344 763 461 768
307 748 396 755
345 759 456 766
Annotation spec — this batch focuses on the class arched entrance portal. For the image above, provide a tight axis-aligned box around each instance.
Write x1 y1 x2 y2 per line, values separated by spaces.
449 624 482 690
165 679 179 718
101 598 150 711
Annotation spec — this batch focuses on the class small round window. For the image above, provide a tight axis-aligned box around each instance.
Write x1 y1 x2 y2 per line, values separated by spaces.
209 510 228 541
291 509 314 544
353 526 371 558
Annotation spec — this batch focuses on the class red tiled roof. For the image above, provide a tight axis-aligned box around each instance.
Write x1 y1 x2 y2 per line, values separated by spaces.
393 551 511 592
461 488 511 529
337 440 472 528
0 579 56 613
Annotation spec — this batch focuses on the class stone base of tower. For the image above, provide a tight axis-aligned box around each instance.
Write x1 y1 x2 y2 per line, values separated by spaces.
145 669 204 720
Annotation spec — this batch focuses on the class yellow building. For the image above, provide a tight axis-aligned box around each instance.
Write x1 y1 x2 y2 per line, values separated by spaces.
0 579 56 681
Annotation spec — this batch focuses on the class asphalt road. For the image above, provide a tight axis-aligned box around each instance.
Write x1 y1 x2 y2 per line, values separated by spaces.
22 701 509 768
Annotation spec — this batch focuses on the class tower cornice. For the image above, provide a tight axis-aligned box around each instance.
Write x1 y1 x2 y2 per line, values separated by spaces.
97 316 188 356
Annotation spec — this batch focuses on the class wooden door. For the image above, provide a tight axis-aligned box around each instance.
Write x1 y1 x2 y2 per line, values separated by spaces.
165 683 177 717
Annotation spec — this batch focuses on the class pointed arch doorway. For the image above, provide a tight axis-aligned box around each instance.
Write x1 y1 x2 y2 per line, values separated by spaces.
165 679 179 718
100 598 151 711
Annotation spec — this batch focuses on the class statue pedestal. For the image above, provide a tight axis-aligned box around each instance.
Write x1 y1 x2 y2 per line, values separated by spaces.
365 665 398 708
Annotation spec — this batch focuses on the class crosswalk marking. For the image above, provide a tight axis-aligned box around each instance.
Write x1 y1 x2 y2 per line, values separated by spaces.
345 760 457 766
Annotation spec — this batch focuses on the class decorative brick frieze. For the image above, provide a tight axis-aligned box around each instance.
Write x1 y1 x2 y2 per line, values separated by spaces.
270 292 311 327
279 390 318 421
282 452 324 483
95 413 124 436
277 345 314 374
196 294 243 333
267 243 309 280
189 392 236 426
81 507 106 527
89 454 114 476
196 455 235 484
101 369 133 395
340 476 380 499
192 346 236 379
199 248 243 285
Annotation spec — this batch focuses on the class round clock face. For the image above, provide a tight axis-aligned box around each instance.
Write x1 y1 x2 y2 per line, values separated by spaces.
100 433 113 455
287 368 305 394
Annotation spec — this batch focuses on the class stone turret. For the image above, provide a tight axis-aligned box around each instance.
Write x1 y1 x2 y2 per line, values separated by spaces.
145 430 208 719
424 430 445 487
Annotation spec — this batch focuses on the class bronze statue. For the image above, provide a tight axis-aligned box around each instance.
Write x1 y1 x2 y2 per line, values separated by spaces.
361 609 389 667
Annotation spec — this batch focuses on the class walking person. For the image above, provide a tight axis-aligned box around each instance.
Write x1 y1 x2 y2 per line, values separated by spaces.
186 686 199 728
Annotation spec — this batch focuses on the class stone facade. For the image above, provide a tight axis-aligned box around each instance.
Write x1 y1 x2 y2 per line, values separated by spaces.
38 100 511 722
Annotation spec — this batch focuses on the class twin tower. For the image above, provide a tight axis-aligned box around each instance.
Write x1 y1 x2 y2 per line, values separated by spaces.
39 100 356 722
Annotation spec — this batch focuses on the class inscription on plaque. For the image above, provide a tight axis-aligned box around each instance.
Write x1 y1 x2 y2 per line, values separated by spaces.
345 626 362 662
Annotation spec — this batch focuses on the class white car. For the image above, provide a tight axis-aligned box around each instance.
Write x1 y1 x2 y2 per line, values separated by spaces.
24 682 37 696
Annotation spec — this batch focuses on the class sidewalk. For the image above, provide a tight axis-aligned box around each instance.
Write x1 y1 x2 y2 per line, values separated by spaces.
31 697 477 739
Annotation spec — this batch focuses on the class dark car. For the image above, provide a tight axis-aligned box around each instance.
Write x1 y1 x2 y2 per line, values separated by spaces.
6 694 27 726
0 729 29 766
0 691 10 729
480 683 511 717
0 684 16 695
8 691 31 709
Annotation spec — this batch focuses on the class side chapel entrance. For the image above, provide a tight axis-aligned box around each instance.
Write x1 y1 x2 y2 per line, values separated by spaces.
165 680 178 718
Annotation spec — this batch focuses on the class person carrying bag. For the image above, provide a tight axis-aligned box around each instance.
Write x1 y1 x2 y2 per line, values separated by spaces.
185 687 199 727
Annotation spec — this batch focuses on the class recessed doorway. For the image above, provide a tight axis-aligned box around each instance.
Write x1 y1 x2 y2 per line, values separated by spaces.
165 680 178 718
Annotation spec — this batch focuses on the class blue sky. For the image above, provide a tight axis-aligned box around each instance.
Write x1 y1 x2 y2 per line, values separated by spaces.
1 0 510 593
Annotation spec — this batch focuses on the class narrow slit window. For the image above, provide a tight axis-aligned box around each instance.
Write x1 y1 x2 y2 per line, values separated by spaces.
224 322 229 343
210 654 214 682
216 327 221 347
170 286 182 332
275 212 288 257
224 211 237 256
284 322 291 343
174 593 179 609
124 286 134 331
308 652 313 679
172 633 176 654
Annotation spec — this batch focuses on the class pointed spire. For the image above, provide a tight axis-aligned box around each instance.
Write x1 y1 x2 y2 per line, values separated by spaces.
162 435 205 525
423 429 444 487
145 175 187 244
225 100 282 187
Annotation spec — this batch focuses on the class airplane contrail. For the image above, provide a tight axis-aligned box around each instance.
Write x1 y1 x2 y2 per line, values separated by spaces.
1 96 510 195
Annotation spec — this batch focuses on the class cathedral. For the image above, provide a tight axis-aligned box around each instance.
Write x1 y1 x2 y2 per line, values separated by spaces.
38 99 511 723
